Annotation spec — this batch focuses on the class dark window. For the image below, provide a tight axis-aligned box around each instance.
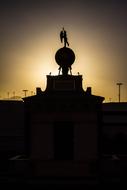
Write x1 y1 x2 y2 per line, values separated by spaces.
54 121 74 160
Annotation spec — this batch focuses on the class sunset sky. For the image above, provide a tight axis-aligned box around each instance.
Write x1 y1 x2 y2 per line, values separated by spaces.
0 0 127 101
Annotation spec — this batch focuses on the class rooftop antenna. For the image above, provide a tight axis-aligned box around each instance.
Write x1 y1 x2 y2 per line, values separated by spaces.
13 91 15 99
22 90 28 98
109 98 112 102
7 92 10 99
116 83 123 102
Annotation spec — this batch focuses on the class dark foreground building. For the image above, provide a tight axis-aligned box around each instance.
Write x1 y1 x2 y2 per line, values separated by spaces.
102 102 127 155
0 100 24 159
23 29 104 180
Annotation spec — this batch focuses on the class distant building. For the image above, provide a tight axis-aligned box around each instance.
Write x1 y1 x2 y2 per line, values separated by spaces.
0 100 24 159
102 103 127 155
23 30 104 178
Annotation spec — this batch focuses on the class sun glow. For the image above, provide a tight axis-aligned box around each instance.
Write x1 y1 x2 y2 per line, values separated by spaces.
1 27 126 102
0 1 127 102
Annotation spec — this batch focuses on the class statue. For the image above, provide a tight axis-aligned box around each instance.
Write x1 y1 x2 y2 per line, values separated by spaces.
60 27 69 47
55 28 75 75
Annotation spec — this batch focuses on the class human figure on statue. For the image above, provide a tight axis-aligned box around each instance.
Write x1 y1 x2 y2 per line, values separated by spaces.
60 27 69 47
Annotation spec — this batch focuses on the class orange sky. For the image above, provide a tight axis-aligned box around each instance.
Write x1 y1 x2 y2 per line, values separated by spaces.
0 0 127 102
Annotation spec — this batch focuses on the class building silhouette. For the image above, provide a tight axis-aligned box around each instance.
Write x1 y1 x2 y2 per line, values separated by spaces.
102 103 127 155
1 30 127 186
0 100 24 159
23 30 104 178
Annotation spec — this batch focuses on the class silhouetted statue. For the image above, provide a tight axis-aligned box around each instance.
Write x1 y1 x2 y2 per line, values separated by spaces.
60 28 69 47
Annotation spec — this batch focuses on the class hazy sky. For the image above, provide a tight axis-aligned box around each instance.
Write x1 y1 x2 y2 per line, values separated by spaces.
0 0 127 101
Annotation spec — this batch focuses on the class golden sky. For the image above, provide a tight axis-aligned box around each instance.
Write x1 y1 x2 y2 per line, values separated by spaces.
0 0 127 101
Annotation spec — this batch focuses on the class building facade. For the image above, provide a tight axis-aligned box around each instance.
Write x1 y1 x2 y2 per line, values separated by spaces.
0 100 24 159
23 30 104 177
102 103 127 155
